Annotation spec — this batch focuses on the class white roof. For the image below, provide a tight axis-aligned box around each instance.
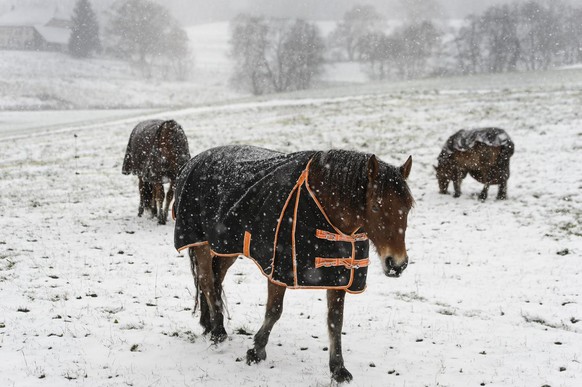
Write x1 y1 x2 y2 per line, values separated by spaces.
35 25 70 45
0 6 70 27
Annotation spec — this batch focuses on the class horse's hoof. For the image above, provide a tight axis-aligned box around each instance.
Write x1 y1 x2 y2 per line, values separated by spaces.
331 367 353 383
210 328 227 344
453 193 460 198
158 218 166 225
246 348 266 364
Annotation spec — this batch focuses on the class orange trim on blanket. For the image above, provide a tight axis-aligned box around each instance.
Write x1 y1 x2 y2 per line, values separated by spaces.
270 165 309 281
176 241 209 252
291 177 303 287
315 257 370 269
243 231 251 257
315 229 368 242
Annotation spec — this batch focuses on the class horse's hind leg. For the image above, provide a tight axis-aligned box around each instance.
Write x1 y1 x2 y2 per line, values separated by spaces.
189 247 211 334
247 281 286 364
162 180 175 224
138 178 152 217
327 289 352 383
190 245 232 343
497 179 508 200
153 183 165 224
479 183 489 201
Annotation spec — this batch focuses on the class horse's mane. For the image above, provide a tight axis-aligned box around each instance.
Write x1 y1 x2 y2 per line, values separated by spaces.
309 150 414 211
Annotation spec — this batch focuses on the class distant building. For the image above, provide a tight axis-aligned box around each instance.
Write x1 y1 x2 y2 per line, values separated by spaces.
0 7 71 52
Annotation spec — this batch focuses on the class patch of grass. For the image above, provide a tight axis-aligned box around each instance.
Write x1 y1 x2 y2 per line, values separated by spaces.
436 308 456 316
234 326 253 336
522 313 570 330
393 291 427 303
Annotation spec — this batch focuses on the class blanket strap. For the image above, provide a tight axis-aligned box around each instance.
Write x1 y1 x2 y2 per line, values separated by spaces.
315 229 368 242
315 257 370 269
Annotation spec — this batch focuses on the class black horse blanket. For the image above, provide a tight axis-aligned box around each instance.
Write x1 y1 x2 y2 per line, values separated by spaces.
442 127 513 155
173 145 369 293
122 119 190 183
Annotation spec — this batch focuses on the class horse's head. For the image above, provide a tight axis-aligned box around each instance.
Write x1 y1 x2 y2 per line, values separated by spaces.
364 155 414 277
308 151 414 278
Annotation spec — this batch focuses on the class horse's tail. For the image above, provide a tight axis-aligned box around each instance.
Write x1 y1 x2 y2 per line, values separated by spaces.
498 140 514 180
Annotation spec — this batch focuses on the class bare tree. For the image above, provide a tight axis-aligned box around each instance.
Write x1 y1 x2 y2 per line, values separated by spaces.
107 0 191 79
328 5 384 61
229 14 271 95
230 15 325 95
399 21 442 78
516 1 564 70
479 5 521 73
454 15 484 74
563 6 582 64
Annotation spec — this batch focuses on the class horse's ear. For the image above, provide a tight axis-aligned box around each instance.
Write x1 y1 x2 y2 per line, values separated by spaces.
367 155 378 181
400 155 412 180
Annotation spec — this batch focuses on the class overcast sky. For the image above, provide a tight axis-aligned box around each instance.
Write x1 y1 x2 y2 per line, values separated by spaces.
0 0 576 25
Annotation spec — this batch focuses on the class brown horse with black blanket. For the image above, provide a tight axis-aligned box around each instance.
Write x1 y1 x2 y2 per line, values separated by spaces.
435 127 514 200
173 145 414 383
122 119 190 224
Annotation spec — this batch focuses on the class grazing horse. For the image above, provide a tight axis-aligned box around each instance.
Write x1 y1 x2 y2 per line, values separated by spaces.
173 145 414 383
435 127 514 200
122 119 190 224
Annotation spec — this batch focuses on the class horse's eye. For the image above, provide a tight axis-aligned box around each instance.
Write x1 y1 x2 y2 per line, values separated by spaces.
371 205 380 213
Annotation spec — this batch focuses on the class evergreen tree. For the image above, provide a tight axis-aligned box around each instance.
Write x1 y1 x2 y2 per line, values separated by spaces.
68 0 101 58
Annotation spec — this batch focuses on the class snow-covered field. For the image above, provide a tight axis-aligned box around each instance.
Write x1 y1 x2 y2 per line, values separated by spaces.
1 20 582 387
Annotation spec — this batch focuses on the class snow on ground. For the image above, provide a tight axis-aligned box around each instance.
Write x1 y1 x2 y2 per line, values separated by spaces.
1 64 581 386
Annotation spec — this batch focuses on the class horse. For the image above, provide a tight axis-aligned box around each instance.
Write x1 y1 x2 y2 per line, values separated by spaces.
435 127 514 200
172 145 414 383
122 119 190 224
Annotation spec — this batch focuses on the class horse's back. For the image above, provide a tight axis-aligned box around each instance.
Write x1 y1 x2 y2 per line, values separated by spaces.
440 127 513 185
173 145 315 252
445 127 513 154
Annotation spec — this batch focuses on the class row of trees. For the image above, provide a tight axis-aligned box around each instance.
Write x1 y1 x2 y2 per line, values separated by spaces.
331 1 582 80
455 2 582 74
68 0 582 92
67 0 190 80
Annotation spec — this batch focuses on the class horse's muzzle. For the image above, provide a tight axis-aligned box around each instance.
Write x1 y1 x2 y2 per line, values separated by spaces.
384 256 408 277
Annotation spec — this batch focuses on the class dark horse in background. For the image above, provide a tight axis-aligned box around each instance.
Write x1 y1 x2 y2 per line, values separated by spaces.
122 119 190 224
435 127 514 200
173 145 414 383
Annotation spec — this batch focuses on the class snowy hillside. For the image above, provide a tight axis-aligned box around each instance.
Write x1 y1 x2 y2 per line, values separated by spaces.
1 62 581 386
0 21 369 112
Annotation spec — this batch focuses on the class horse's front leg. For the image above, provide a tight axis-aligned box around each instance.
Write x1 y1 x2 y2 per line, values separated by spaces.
247 280 286 364
327 289 352 383
452 170 465 198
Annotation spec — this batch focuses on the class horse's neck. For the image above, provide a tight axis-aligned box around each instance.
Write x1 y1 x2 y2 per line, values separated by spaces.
307 167 365 235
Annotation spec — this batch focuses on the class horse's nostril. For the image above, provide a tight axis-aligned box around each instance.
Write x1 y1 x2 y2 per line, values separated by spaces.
385 256 408 277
